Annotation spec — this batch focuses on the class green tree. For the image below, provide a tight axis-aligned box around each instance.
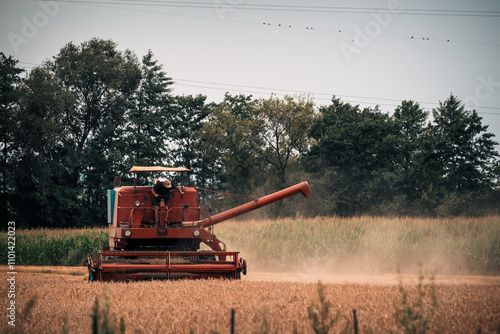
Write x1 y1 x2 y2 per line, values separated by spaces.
10 67 76 226
424 95 499 215
392 100 429 212
308 96 398 215
170 94 211 172
0 53 23 225
196 93 261 193
431 94 498 191
47 38 142 225
124 50 174 168
254 95 314 187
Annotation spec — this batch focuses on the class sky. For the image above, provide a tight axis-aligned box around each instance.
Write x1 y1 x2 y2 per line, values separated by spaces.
1 0 500 151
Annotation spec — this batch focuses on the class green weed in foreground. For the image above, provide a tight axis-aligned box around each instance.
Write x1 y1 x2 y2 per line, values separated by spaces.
307 282 342 334
91 290 125 334
394 274 437 334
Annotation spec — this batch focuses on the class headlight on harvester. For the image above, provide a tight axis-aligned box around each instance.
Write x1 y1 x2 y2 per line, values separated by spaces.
124 230 132 237
135 200 141 207
193 230 200 237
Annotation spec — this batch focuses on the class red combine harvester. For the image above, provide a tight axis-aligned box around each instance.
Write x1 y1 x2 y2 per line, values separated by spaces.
87 166 310 281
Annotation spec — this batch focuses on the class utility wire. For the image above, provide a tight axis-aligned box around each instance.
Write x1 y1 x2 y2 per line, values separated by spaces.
14 60 500 114
55 1 500 17
174 79 500 113
53 1 500 47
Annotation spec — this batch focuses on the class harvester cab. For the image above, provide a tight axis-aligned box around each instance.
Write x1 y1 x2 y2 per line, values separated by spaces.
87 166 310 281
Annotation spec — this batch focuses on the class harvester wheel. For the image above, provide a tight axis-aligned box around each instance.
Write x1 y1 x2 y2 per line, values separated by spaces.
241 259 247 275
86 255 94 282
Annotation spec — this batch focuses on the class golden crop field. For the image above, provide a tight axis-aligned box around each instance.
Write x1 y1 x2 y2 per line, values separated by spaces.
1 216 499 333
0 266 499 333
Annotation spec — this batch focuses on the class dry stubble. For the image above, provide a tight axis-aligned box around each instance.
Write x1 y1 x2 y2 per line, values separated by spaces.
1 266 499 333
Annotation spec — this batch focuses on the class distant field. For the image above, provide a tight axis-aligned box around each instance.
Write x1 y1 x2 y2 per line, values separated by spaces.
1 216 499 275
0 227 108 266
215 216 500 276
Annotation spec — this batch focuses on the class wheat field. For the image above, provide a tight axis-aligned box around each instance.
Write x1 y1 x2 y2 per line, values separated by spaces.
1 266 499 333
1 216 499 333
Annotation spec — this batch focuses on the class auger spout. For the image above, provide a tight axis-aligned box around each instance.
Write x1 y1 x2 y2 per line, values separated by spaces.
201 181 310 228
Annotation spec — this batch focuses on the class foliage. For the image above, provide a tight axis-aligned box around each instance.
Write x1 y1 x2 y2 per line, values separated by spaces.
91 291 126 334
307 282 341 334
307 95 499 217
170 94 211 171
1 39 176 227
254 94 315 187
1 39 499 226
0 53 24 225
394 274 437 334
196 93 261 193
308 97 399 215
124 49 174 168
0 228 108 266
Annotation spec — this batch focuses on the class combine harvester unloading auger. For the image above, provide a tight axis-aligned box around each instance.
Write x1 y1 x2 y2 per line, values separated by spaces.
87 166 310 281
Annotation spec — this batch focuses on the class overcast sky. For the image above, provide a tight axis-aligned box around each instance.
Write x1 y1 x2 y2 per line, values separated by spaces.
1 0 500 151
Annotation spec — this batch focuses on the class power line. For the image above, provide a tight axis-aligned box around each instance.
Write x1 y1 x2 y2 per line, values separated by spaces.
54 1 500 48
14 60 500 114
174 78 500 114
55 1 500 17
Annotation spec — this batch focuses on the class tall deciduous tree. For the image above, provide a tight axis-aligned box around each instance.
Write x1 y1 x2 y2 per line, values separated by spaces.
308 96 398 215
11 67 76 226
47 38 142 225
196 93 261 193
0 53 23 225
170 94 211 172
49 38 141 164
254 95 314 187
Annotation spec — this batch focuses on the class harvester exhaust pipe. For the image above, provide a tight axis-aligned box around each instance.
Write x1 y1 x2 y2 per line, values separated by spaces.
201 181 310 228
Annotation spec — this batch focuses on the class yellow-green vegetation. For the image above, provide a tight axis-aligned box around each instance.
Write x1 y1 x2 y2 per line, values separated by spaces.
1 216 499 274
0 228 108 266
215 216 500 275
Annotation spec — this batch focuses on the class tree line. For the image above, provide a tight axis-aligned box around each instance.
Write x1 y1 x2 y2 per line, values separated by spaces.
1 38 499 227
